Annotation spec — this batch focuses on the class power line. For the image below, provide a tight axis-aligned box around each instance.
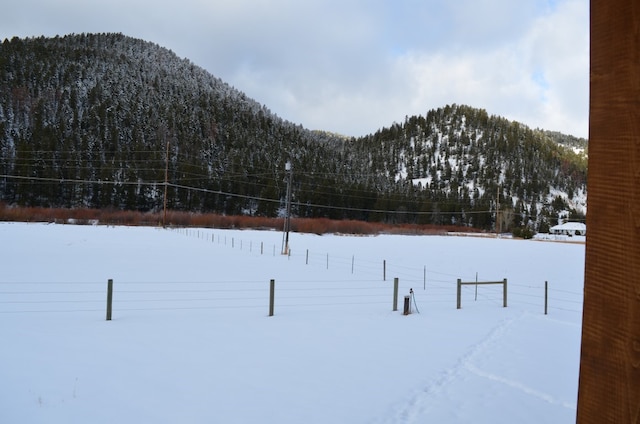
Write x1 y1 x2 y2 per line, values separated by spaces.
0 173 496 217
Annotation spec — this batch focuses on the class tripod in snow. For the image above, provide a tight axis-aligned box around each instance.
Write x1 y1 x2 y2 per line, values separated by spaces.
409 288 420 313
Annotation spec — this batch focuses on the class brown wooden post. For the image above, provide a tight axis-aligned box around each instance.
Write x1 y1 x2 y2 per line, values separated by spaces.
403 295 411 315
502 278 507 308
457 278 462 309
576 1 640 422
268 279 275 317
383 260 386 281
393 277 399 311
544 281 548 315
106 279 113 321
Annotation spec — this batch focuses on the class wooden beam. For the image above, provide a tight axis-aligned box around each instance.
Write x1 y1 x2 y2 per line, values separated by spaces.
456 279 507 309
576 1 640 422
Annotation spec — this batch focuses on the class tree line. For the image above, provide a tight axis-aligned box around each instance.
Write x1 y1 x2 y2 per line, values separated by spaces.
0 33 587 233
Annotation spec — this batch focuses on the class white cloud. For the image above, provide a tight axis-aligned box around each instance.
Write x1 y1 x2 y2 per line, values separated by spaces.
521 0 589 136
0 0 589 138
211 0 589 138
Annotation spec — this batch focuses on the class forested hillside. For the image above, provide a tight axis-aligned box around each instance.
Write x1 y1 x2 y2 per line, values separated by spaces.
0 33 587 233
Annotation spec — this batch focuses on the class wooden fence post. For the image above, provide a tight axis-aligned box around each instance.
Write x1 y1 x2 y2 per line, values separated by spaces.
403 295 411 315
269 279 275 317
457 278 461 309
457 279 506 309
475 272 478 301
383 260 386 281
503 278 508 307
544 281 548 315
106 279 113 321
424 266 426 290
393 277 399 311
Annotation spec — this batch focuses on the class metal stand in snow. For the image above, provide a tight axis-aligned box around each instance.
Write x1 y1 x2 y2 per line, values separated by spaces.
410 288 420 313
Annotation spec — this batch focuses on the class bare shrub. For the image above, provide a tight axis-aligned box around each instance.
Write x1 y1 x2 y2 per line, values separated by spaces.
0 205 483 236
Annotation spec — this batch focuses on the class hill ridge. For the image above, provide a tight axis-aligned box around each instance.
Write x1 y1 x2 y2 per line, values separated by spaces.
0 33 587 233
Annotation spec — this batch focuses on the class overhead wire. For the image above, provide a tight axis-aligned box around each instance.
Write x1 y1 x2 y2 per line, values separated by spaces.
0 147 503 216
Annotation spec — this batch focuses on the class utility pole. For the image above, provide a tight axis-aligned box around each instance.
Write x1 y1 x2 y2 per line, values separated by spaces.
496 185 500 235
282 161 293 255
162 139 169 228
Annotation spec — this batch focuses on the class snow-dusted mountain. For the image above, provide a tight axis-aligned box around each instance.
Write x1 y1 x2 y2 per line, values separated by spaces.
0 33 586 232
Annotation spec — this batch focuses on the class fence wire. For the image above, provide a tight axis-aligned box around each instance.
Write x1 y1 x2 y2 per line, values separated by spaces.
0 277 583 316
0 228 584 316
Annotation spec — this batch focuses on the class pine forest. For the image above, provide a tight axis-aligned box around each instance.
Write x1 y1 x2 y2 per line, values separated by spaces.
0 33 588 233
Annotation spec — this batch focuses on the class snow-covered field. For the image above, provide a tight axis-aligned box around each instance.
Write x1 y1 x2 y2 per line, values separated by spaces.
0 222 585 423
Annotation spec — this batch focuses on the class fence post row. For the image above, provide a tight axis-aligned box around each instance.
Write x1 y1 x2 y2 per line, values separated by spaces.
100 273 546 318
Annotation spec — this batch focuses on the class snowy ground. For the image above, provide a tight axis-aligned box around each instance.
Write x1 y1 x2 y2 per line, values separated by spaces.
0 222 584 423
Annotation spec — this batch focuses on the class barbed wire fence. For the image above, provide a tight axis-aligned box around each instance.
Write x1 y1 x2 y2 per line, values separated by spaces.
0 228 584 317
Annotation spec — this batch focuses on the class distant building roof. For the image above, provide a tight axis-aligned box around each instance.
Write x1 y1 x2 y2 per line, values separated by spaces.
549 222 586 235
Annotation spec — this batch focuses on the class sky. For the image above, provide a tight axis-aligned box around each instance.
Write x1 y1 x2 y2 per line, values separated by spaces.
0 0 589 139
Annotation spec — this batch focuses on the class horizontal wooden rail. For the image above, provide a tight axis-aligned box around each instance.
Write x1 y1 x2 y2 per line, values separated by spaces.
457 278 507 309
